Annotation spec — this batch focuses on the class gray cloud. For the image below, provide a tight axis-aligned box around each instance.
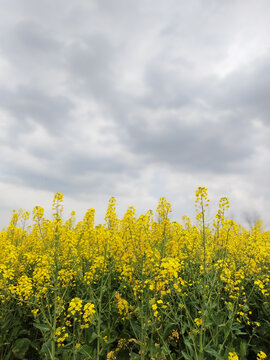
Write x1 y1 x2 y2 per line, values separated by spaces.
0 20 63 76
3 20 60 54
66 33 116 101
121 111 255 173
211 56 270 126
0 86 73 137
0 147 136 197
140 61 197 109
0 0 270 227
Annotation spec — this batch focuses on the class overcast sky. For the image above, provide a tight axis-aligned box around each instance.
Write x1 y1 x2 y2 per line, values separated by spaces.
1 0 270 228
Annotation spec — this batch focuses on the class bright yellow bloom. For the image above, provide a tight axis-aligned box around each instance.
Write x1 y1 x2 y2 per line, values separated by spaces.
82 302 95 324
257 351 267 360
194 318 202 327
68 297 83 316
0 190 269 358
228 352 239 360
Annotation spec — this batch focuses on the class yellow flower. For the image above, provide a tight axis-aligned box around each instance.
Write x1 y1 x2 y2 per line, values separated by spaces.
56 327 69 345
115 292 129 318
68 297 83 318
228 352 239 360
194 318 202 327
31 308 39 317
83 302 95 324
257 351 267 360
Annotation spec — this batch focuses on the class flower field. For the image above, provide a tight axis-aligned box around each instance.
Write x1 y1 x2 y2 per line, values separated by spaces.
0 188 269 360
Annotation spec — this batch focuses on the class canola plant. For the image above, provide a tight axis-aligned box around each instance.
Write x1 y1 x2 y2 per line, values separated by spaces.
0 188 269 360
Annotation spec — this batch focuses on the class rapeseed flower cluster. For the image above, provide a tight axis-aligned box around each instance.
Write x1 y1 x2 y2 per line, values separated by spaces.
0 189 269 359
82 302 95 326
115 292 131 320
68 297 83 316
257 351 267 360
228 352 239 360
55 326 69 347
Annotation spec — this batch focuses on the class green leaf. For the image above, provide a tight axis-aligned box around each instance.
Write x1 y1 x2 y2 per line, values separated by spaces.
12 338 31 359
89 332 98 344
240 340 248 359
235 330 247 335
183 338 194 355
102 336 116 346
33 323 51 332
40 340 52 358
50 286 59 291
181 350 191 359
161 344 171 356
78 344 93 357
61 350 71 360
205 348 224 360
129 321 141 338
181 322 188 334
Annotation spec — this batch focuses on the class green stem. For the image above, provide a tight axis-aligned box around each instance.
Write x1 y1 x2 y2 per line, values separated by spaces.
51 290 57 360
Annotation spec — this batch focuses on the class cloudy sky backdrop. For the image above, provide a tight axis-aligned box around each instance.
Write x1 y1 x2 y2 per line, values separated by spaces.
1 0 270 228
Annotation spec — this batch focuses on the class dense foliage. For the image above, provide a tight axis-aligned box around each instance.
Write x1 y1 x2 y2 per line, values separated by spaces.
0 188 269 360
